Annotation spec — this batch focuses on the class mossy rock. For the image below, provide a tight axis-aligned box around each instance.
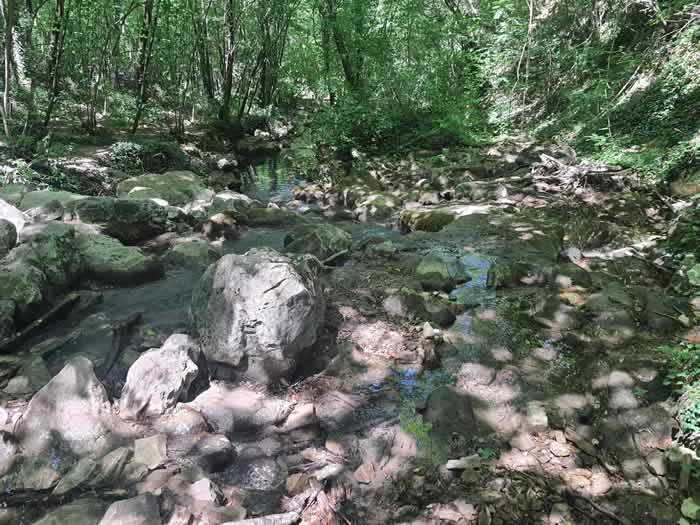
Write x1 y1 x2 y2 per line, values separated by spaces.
19 190 85 211
0 263 48 321
284 223 351 261
399 209 455 233
245 207 305 226
78 234 164 285
164 240 220 269
116 171 213 208
0 183 29 207
415 253 468 292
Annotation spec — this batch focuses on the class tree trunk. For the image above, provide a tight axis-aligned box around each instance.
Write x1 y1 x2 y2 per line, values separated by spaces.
218 0 238 121
43 0 68 130
1 0 16 136
131 0 157 134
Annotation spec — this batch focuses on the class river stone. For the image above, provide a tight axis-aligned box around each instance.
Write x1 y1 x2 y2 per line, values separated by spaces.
15 356 116 458
0 219 16 257
119 334 209 419
78 233 164 285
0 183 28 207
68 197 178 244
117 170 213 209
19 190 85 211
52 457 99 495
415 253 467 292
21 223 83 291
34 498 110 525
244 206 304 226
168 432 236 473
191 248 325 383
4 355 52 395
0 262 48 321
0 300 14 340
163 240 219 268
207 190 256 215
0 431 18 478
134 434 168 470
218 446 287 515
399 209 455 232
283 223 351 261
424 386 478 437
0 198 25 240
99 494 161 525
355 193 400 221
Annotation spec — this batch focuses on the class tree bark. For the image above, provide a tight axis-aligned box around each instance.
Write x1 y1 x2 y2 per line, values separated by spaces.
43 0 68 130
131 0 157 134
1 0 17 136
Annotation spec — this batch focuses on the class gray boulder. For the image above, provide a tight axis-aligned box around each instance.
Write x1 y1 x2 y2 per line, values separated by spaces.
15 356 116 458
0 198 25 240
19 190 85 211
119 334 209 419
0 219 17 257
191 248 324 383
99 494 161 525
68 197 180 244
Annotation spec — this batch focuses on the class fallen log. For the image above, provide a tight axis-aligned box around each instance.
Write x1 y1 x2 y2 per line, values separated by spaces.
0 293 81 354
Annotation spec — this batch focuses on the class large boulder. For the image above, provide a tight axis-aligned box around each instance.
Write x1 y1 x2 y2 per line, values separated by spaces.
0 197 25 240
355 193 400 222
399 209 455 232
244 206 304 226
19 223 83 291
78 234 164 285
15 356 116 458
117 171 213 210
191 248 325 383
33 498 110 525
283 223 351 261
423 385 478 437
0 262 48 321
68 197 179 244
163 240 219 269
0 219 17 258
19 190 85 211
119 334 209 419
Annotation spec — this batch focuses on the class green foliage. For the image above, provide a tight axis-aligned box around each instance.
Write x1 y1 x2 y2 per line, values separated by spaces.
660 341 700 394
679 383 700 440
110 142 144 175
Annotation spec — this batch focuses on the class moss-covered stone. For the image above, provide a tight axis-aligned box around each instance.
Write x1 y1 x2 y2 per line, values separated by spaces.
284 223 351 261
19 190 85 211
0 263 48 321
415 253 467 292
116 170 213 208
78 234 164 285
399 209 455 232
245 206 305 226
164 240 220 268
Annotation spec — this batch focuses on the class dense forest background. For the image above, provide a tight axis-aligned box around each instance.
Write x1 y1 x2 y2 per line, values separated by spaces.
0 0 698 182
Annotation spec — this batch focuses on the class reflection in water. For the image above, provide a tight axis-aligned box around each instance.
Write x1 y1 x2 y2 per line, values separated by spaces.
241 154 300 203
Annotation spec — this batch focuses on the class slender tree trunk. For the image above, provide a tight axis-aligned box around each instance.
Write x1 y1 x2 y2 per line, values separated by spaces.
43 0 68 130
131 0 157 134
1 0 16 136
218 0 238 121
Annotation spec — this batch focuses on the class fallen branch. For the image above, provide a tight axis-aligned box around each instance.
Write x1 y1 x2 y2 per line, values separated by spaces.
322 249 349 266
0 293 81 354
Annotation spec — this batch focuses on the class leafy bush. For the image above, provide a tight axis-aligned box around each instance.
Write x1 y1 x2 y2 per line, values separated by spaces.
110 141 144 175
139 141 189 173
661 342 700 393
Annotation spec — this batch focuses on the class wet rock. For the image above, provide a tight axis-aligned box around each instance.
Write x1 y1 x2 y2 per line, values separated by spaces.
207 190 256 216
34 498 110 525
399 209 455 232
219 446 287 515
0 258 48 321
365 240 398 259
68 197 179 244
117 170 214 210
383 288 457 326
583 285 637 344
0 300 14 340
90 446 133 487
316 391 365 433
0 183 28 207
99 494 161 525
52 457 98 495
16 356 116 458
3 355 51 395
19 190 85 211
355 193 400 221
168 433 236 473
119 334 209 419
191 248 324 383
244 206 304 226
20 223 83 291
0 431 18 477
424 386 478 437
0 219 16 257
78 233 164 285
415 252 467 292
153 404 209 437
188 383 290 436
134 435 168 470
163 240 219 268
283 223 351 261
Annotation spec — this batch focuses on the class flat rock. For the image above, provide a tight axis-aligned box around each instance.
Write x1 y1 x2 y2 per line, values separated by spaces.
99 494 161 525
